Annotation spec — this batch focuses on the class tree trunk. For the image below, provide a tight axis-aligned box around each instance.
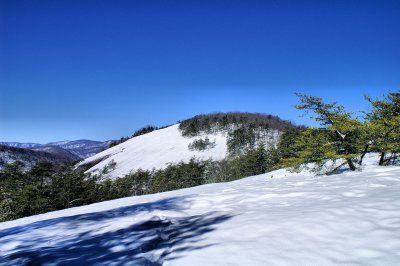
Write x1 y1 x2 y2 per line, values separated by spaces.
346 158 356 171
359 143 369 165
335 130 356 171
379 152 385 166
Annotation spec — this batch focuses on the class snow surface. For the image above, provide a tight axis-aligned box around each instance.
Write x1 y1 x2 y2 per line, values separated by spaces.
78 124 229 179
1 154 400 265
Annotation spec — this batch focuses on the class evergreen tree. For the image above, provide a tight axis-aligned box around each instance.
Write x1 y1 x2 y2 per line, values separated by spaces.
293 93 366 171
283 128 342 173
268 127 305 169
150 158 207 193
366 92 400 165
0 161 25 221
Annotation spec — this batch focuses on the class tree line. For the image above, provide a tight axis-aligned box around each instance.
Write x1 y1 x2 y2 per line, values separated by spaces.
178 112 297 136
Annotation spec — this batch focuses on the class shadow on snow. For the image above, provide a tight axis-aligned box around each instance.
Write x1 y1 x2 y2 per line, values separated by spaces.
0 196 233 265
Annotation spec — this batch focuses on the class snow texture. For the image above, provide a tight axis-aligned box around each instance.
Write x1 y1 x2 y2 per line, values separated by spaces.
1 154 400 265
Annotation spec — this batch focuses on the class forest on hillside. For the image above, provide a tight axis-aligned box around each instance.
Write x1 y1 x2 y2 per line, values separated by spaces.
178 112 297 136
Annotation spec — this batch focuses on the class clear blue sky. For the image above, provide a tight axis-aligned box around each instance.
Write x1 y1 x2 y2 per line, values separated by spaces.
1 0 399 143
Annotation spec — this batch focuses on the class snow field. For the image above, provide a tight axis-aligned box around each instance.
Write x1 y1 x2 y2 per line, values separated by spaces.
1 154 400 265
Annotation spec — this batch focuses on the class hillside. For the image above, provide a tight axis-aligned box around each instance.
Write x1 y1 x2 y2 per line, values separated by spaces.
1 154 399 265
79 113 294 179
78 124 229 179
31 146 81 161
0 145 79 170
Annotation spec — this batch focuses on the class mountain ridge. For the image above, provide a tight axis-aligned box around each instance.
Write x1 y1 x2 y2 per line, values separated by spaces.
0 140 110 160
0 145 79 171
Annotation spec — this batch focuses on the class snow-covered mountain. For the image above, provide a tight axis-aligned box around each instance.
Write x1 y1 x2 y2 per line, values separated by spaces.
1 154 399 265
78 123 281 179
0 140 109 159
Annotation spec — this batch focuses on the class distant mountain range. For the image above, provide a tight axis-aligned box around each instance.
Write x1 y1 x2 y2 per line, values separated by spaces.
0 140 110 160
0 140 111 170
0 145 79 171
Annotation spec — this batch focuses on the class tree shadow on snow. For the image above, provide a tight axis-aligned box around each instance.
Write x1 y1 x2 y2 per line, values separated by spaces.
0 196 233 266
0 196 189 238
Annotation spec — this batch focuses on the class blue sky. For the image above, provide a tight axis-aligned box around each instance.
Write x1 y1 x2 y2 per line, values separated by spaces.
1 0 399 143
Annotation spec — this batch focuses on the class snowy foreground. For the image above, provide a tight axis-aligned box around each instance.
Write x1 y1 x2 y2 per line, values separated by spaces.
1 156 400 265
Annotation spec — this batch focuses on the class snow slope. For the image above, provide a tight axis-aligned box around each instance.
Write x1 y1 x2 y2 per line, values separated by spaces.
78 124 229 179
1 154 400 265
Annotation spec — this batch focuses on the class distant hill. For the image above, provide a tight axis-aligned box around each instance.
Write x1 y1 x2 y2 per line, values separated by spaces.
31 146 81 161
0 145 79 171
46 140 111 159
0 142 43 149
0 140 110 159
79 112 298 179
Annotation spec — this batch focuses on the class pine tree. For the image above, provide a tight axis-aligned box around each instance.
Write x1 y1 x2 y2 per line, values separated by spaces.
0 161 25 221
283 128 342 173
366 92 400 165
293 93 366 171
